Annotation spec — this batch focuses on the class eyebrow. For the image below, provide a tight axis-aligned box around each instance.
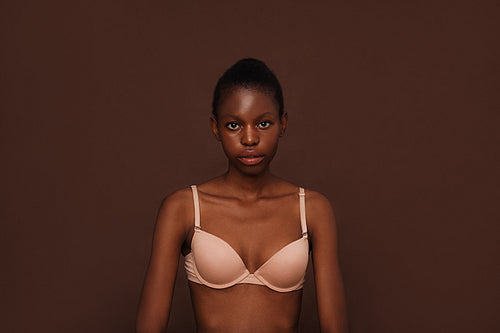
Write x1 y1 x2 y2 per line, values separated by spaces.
220 112 276 121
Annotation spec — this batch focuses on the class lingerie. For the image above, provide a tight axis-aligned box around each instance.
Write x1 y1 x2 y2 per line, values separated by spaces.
184 185 309 293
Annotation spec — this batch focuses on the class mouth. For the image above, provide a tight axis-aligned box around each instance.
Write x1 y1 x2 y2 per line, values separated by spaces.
237 155 265 166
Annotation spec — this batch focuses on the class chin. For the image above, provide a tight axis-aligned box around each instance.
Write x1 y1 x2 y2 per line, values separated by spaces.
243 166 267 176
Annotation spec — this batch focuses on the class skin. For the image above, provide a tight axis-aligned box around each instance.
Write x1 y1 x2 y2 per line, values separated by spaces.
136 87 348 333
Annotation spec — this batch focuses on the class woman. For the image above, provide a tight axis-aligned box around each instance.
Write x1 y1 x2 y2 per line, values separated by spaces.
136 58 347 333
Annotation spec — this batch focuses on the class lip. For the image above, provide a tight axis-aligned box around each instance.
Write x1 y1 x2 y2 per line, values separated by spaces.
237 150 264 166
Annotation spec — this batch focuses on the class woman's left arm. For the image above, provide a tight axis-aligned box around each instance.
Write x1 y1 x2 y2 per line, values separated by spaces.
308 190 348 333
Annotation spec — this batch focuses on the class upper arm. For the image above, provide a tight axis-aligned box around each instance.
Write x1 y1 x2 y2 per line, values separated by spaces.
136 188 192 333
308 190 348 333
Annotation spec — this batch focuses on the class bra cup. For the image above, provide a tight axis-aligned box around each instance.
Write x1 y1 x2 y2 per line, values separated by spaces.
186 185 310 292
192 230 248 285
255 238 309 289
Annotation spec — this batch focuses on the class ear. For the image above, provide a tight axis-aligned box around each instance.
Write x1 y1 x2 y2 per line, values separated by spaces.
210 116 221 141
279 112 288 137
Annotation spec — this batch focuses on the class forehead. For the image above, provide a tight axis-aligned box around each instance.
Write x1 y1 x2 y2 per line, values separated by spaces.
218 87 279 119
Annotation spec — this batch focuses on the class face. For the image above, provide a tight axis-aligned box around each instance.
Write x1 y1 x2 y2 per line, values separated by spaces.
211 88 288 175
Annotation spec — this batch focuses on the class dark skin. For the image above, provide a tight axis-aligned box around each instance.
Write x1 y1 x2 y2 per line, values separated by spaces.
136 88 348 333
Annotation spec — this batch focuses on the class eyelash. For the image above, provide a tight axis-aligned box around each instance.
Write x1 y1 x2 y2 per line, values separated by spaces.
225 121 272 130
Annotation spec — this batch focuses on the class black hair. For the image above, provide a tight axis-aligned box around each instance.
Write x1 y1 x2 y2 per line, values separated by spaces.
212 58 284 120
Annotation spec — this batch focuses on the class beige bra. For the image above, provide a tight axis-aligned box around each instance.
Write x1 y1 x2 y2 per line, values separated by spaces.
184 185 309 293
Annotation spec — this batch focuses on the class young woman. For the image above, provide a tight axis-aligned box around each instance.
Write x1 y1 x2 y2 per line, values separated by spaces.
136 59 347 333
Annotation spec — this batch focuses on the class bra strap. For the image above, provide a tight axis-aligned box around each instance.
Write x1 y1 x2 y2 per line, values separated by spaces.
190 185 201 229
299 187 307 236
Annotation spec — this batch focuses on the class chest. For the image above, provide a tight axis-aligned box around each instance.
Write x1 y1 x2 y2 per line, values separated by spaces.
185 196 303 272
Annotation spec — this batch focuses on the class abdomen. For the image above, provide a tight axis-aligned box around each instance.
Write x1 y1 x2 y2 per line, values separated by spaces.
189 282 303 333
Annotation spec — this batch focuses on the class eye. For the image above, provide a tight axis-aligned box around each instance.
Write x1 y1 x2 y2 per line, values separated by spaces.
225 122 240 130
257 121 272 129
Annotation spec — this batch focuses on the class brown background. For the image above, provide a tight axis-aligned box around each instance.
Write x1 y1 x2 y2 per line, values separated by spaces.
1 1 499 332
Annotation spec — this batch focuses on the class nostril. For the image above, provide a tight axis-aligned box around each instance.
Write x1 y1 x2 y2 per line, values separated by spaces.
241 135 259 145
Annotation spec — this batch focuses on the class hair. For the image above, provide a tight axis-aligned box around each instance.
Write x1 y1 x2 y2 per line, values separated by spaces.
212 58 284 120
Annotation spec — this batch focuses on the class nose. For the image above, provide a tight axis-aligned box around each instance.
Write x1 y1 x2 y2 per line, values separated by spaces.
240 125 259 146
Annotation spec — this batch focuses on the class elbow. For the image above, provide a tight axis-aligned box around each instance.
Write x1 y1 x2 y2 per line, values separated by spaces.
136 318 167 333
319 316 348 333
136 325 166 333
320 326 348 333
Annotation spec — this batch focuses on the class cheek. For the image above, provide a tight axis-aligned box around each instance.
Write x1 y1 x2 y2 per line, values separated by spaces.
219 133 240 151
262 128 281 141
220 131 238 142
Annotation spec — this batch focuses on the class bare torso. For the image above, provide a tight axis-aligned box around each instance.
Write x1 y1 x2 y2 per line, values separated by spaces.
189 283 302 333
181 178 307 332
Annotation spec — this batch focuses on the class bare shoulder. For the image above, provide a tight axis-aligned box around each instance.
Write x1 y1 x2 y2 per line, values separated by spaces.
160 186 193 210
154 186 195 237
303 189 336 236
304 189 333 210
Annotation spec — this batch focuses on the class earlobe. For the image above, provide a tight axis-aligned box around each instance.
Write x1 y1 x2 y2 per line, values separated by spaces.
279 112 288 137
210 116 221 142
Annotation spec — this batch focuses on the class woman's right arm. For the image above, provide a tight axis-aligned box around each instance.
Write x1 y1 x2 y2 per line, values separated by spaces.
136 189 191 333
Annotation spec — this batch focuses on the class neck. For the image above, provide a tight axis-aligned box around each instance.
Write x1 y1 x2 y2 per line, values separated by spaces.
222 163 275 200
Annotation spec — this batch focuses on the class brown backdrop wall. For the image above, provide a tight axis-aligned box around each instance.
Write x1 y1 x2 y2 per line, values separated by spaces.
2 1 499 332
